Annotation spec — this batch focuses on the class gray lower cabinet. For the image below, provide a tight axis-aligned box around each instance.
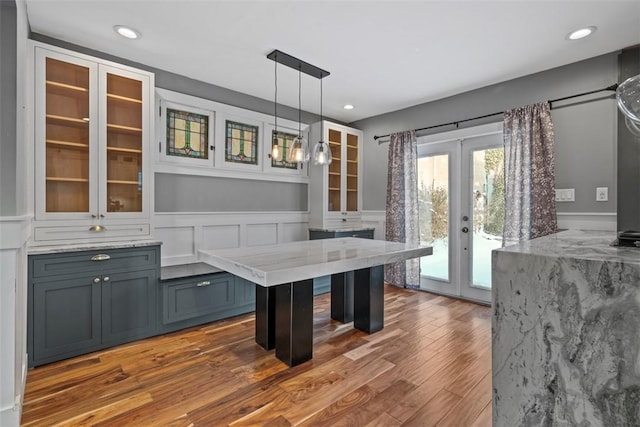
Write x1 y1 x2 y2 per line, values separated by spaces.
28 245 160 367
159 274 256 333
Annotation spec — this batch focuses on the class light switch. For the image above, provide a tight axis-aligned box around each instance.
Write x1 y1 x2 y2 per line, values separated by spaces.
596 187 608 201
555 188 575 202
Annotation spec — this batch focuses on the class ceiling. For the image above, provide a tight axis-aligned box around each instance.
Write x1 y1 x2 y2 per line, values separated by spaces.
24 0 640 123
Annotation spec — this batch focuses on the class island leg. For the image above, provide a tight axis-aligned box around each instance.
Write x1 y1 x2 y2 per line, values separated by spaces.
330 271 354 323
275 279 314 367
353 265 384 333
255 285 276 350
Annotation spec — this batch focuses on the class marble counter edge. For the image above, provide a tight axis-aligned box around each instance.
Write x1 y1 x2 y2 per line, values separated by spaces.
198 245 432 287
28 239 163 255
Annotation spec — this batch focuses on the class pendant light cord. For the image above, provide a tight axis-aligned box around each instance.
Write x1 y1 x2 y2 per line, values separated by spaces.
274 56 278 134
298 67 302 137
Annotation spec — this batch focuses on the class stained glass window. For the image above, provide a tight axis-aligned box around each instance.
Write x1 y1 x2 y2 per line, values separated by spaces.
225 120 258 165
166 108 209 159
271 130 298 170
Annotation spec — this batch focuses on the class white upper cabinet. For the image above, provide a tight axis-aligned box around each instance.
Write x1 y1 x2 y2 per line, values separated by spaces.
308 121 363 229
32 43 154 243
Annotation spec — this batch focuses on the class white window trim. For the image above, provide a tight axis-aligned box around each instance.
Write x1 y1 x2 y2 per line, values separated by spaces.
157 96 215 168
155 88 310 183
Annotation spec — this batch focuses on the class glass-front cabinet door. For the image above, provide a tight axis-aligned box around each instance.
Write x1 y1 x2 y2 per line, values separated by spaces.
101 67 146 216
36 50 98 219
327 128 342 212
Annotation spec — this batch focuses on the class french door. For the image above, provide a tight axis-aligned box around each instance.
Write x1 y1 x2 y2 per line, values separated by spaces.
417 124 504 304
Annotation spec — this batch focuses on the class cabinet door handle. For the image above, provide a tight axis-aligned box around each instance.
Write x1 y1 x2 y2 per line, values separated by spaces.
196 281 211 287
89 225 107 232
103 276 110 282
91 254 111 261
93 277 101 284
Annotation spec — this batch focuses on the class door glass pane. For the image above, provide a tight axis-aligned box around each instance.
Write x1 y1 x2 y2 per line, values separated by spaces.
45 57 90 212
346 132 358 211
471 147 504 288
418 154 449 281
327 128 342 212
106 73 143 213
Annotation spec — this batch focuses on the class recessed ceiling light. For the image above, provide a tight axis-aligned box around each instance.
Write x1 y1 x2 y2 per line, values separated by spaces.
114 25 141 40
343 104 354 110
567 26 596 40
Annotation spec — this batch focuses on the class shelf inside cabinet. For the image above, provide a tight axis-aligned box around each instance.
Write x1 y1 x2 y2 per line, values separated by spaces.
107 180 139 185
106 146 142 154
107 93 143 104
46 114 90 127
46 177 89 183
46 139 89 150
46 80 88 94
107 123 143 134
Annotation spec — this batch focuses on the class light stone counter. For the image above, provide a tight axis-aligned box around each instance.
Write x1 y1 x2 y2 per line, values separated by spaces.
28 239 162 255
492 229 640 426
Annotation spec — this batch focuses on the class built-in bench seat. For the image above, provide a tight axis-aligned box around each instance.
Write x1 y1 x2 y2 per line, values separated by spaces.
158 262 256 334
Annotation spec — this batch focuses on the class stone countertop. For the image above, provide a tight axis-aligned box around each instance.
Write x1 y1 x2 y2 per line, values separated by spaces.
495 229 640 264
492 229 640 426
28 240 162 255
198 237 431 287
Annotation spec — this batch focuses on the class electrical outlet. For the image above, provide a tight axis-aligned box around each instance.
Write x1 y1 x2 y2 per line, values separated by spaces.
596 187 608 201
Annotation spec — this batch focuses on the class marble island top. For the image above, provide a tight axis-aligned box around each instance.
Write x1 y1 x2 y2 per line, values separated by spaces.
496 229 640 264
198 237 432 287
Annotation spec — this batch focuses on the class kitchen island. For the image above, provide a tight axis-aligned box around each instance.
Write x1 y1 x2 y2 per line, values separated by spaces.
492 229 640 426
199 237 431 367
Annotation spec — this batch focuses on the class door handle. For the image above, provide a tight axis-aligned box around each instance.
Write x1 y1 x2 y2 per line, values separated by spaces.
461 227 469 233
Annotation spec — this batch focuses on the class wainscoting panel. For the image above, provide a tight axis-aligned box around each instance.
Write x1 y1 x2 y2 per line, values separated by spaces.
201 225 241 250
154 212 309 266
246 224 277 247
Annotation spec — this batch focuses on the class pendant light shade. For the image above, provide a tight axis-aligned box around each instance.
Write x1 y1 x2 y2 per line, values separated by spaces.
617 74 640 123
617 74 640 138
312 78 332 165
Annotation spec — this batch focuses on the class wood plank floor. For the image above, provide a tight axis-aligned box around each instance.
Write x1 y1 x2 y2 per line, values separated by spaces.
22 285 492 426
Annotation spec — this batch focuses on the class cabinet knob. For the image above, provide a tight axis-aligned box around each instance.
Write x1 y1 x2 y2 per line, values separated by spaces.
103 276 110 282
93 277 101 284
89 225 107 232
91 254 111 261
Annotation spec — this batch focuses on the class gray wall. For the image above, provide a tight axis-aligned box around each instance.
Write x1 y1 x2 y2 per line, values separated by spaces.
352 53 619 213
31 33 323 213
0 0 17 216
155 173 307 212
617 47 640 232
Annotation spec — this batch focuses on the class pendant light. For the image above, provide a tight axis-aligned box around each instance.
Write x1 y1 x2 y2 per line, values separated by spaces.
617 74 640 137
312 77 332 165
270 55 283 161
266 50 330 163
287 68 309 164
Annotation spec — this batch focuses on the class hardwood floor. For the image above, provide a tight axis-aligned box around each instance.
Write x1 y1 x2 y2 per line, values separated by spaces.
21 285 492 426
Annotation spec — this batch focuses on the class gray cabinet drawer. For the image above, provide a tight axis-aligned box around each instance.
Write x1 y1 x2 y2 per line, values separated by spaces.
161 274 237 324
31 247 158 279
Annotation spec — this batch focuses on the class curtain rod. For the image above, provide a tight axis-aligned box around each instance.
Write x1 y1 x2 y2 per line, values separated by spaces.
373 83 619 142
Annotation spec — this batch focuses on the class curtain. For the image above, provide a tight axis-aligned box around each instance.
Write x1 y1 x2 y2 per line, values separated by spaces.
503 102 558 244
385 130 420 288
